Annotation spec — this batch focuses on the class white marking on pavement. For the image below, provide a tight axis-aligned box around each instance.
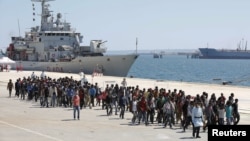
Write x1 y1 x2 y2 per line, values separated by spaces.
0 120 64 141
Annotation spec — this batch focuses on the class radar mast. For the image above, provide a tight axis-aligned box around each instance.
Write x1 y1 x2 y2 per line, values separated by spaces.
31 0 55 31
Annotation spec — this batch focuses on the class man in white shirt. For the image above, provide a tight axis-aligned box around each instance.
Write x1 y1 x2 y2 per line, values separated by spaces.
40 70 46 79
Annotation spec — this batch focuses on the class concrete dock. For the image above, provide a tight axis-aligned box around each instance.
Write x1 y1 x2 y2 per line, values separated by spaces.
1 71 250 141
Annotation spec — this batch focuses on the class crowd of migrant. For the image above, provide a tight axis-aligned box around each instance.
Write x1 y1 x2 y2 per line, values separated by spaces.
7 72 240 133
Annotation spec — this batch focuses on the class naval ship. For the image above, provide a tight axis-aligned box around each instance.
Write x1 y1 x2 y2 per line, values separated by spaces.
5 0 138 76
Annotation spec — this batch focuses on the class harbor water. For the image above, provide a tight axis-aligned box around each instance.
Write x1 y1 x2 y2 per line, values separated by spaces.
127 54 250 87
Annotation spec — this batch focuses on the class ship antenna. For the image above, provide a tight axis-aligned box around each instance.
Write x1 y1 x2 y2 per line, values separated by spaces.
18 19 21 37
245 41 247 51
136 37 138 54
241 38 244 50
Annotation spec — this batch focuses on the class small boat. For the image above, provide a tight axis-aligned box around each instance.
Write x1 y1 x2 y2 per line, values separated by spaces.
153 53 162 58
222 81 232 85
153 51 164 58
213 78 222 81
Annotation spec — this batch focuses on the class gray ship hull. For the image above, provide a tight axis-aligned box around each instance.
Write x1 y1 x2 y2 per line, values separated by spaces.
11 54 138 77
199 48 250 59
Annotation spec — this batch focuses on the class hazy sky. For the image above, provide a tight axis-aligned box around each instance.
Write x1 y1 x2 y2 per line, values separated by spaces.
1 0 250 51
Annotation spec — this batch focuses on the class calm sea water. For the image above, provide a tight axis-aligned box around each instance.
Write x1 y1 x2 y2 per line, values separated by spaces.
127 54 250 87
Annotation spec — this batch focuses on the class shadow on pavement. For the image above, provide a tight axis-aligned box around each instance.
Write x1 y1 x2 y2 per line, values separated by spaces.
61 119 76 121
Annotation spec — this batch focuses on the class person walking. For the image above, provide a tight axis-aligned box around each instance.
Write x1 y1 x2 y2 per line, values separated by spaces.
66 86 74 107
192 102 203 138
14 79 20 98
119 93 127 119
225 101 233 125
7 79 14 97
138 96 147 124
31 72 36 79
163 99 174 128
44 85 49 107
111 84 119 115
183 100 193 132
131 96 138 125
78 86 85 109
203 101 215 131
232 99 240 125
89 84 96 108
20 81 26 100
121 78 127 88
217 104 225 125
51 84 57 107
72 93 80 120
40 70 46 79
146 93 155 125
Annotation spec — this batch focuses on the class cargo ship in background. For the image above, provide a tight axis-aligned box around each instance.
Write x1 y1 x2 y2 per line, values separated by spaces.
5 0 138 76
198 40 250 59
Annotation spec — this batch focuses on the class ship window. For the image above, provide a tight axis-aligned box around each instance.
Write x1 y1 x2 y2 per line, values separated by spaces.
123 58 126 60
60 38 64 40
65 33 69 36
52 33 55 36
79 60 81 62
39 33 42 36
107 58 110 61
